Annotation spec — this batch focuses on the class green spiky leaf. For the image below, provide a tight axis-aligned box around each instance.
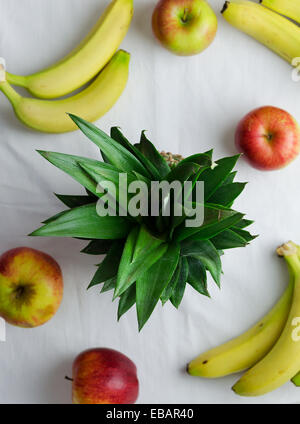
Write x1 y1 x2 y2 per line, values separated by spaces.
181 239 221 287
161 260 182 305
100 277 117 293
81 239 115 255
137 131 170 178
187 257 210 297
30 203 132 240
211 229 248 250
55 194 95 209
111 127 162 180
208 182 247 207
88 242 124 288
69 114 149 178
234 219 254 229
37 151 107 196
115 226 167 297
175 205 244 242
170 256 189 309
232 227 258 242
200 155 240 200
118 284 136 320
136 242 180 330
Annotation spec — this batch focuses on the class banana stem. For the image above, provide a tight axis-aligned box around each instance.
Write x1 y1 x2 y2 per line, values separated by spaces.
277 242 300 276
6 72 27 88
0 81 21 106
277 242 300 387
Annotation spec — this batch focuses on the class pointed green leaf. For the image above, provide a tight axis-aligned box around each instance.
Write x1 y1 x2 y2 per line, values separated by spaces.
170 256 188 309
78 161 126 187
42 209 70 225
55 194 95 209
233 219 254 229
181 239 221 287
37 150 108 196
211 229 248 250
88 242 124 288
118 284 136 320
68 115 149 178
111 127 161 180
165 161 200 184
161 261 181 305
81 239 115 255
136 242 180 330
208 182 247 207
179 153 212 169
200 155 240 200
155 161 201 232
187 257 210 297
232 227 258 242
30 204 132 239
115 226 167 297
170 163 211 231
234 220 254 230
175 204 244 242
203 149 214 159
85 188 98 199
222 171 237 185
100 150 111 164
138 131 170 178
78 161 149 217
100 277 116 293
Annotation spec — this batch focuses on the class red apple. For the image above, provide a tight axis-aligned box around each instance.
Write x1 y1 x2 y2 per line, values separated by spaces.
0 247 63 327
72 348 139 404
152 0 217 56
235 106 300 170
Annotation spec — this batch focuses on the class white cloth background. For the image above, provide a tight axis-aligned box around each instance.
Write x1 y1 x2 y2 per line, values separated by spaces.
0 0 299 404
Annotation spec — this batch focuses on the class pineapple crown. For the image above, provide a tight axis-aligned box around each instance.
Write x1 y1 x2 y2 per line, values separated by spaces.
31 115 257 331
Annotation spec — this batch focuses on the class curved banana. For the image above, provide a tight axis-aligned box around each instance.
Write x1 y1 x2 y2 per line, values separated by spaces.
222 0 300 64
187 276 293 378
6 0 133 99
0 50 130 133
233 242 300 397
260 0 300 24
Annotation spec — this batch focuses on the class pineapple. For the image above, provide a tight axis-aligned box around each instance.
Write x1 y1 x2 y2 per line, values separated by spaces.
31 115 257 330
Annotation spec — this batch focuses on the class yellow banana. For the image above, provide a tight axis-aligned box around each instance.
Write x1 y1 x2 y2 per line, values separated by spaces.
187 276 293 378
260 0 300 24
233 242 300 397
6 0 133 99
0 50 130 133
221 0 300 64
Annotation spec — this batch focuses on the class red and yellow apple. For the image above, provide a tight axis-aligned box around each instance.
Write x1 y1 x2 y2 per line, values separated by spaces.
235 106 300 170
72 348 139 404
152 0 217 56
0 247 63 327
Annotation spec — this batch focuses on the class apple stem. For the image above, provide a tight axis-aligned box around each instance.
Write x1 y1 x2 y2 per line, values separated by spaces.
182 8 189 23
65 376 74 382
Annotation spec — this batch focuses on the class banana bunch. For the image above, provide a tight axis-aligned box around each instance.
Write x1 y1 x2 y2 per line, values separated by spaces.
188 241 300 396
260 0 300 23
0 0 133 133
221 0 300 65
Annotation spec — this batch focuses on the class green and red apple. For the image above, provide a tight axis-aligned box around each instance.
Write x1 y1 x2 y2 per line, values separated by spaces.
0 247 63 327
152 0 217 56
235 106 300 170
72 348 139 404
